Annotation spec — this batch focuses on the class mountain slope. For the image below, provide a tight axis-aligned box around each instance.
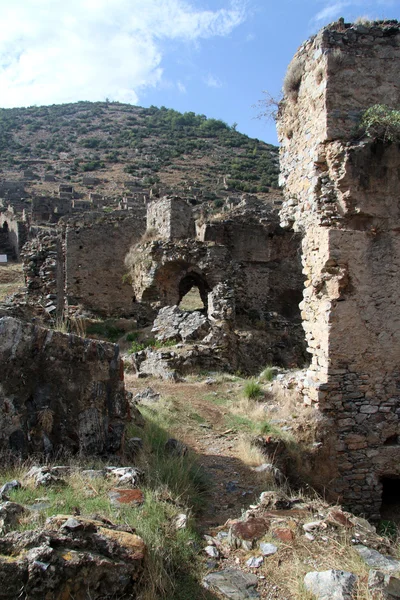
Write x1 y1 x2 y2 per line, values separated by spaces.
0 102 279 201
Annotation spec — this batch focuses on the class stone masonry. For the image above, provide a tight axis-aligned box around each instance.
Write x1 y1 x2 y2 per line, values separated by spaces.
147 196 195 240
277 20 400 517
0 316 129 455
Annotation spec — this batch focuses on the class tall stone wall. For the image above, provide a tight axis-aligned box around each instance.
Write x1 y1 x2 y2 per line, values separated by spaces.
277 20 400 517
65 211 145 316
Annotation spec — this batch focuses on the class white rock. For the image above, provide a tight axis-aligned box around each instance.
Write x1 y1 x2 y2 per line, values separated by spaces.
303 520 327 532
259 543 278 556
246 556 264 568
304 570 357 600
205 545 219 558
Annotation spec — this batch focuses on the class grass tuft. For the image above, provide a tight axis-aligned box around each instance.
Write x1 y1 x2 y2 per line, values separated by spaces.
260 365 275 382
243 379 263 399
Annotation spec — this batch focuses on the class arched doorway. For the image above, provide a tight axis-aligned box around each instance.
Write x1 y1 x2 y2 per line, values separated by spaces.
178 272 210 313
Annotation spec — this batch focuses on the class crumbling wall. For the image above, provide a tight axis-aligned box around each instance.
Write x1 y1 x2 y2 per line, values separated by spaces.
21 227 63 316
0 316 128 455
277 20 400 517
65 210 146 316
0 211 28 259
147 197 195 240
31 197 73 223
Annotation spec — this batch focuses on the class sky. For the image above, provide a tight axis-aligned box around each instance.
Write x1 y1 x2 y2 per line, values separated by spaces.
0 0 399 145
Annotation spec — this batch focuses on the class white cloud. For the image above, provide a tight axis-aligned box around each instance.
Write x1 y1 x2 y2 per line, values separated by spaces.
203 74 223 88
177 81 187 93
0 0 246 108
313 2 349 25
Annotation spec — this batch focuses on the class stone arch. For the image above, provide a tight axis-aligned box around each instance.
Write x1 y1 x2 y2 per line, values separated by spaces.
142 260 212 308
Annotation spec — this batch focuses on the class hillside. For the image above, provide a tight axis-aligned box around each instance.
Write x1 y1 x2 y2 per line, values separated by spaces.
0 101 279 203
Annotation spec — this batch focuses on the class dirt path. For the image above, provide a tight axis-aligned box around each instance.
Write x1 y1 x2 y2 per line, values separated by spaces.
125 376 268 531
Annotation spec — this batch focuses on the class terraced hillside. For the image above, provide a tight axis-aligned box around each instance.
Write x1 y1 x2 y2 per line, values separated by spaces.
0 102 279 201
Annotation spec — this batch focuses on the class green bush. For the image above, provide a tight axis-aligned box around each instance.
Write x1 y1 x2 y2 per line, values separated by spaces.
243 379 263 399
260 365 275 382
360 104 400 142
86 321 124 342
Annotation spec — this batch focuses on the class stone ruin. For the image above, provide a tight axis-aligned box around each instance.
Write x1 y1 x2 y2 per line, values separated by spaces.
2 20 400 523
0 316 129 456
277 20 400 517
125 195 307 375
15 193 306 375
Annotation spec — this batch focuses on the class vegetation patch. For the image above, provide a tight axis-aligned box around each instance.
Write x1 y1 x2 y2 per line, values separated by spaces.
243 378 264 399
359 104 400 142
86 320 124 342
1 403 210 600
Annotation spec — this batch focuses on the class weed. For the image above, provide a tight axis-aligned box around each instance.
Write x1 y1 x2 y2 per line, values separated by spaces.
189 412 206 424
236 435 268 468
283 57 305 101
126 331 139 342
52 316 87 337
203 393 229 406
86 320 124 342
128 338 176 354
243 379 263 400
378 519 398 539
260 365 275 382
121 272 132 285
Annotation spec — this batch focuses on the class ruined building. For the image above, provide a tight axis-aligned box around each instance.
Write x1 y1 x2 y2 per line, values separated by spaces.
278 20 400 517
18 194 306 373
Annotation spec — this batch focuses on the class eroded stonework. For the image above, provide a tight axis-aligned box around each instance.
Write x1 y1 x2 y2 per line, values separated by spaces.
0 316 129 455
278 20 400 517
126 200 307 373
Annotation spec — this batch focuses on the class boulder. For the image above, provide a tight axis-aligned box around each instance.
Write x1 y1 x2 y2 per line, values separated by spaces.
152 305 210 342
304 570 357 600
228 517 270 550
0 515 145 599
0 317 129 455
356 546 400 573
368 570 400 599
203 569 259 599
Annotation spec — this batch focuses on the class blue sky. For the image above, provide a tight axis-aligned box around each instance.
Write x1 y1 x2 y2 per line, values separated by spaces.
0 0 399 145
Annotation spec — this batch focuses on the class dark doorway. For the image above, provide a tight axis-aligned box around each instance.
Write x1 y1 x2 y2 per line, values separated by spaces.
381 477 400 525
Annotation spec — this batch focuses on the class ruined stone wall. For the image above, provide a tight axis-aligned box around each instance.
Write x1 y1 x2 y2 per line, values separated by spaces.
0 316 128 455
147 197 195 240
0 211 28 259
65 210 146 316
199 218 304 318
277 20 400 517
22 227 63 317
31 197 73 223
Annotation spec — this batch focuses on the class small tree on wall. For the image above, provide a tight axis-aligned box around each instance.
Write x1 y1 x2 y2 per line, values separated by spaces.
360 104 400 142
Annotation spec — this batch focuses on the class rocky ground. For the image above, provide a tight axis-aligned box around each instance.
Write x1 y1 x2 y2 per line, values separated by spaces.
124 373 400 600
0 267 399 599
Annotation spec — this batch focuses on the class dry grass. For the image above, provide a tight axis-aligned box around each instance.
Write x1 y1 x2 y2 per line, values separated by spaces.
236 435 268 468
283 57 305 101
179 287 204 311
0 263 24 301
257 531 375 599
